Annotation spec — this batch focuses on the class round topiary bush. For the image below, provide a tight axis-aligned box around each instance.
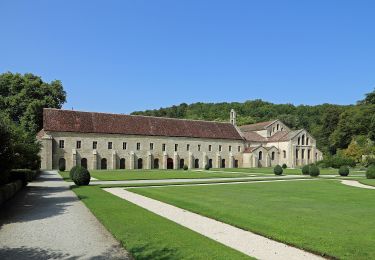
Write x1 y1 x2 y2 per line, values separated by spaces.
72 166 91 186
302 165 310 175
274 165 283 175
205 164 210 170
69 166 79 180
183 164 188 171
338 166 350 177
366 165 375 179
309 165 320 177
282 163 287 169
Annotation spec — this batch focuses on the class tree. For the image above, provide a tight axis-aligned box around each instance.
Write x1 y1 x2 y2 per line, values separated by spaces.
0 72 66 134
358 88 375 105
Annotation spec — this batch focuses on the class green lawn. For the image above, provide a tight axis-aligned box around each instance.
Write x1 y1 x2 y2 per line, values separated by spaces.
131 180 375 259
358 178 375 187
212 167 365 175
60 169 250 181
72 186 249 260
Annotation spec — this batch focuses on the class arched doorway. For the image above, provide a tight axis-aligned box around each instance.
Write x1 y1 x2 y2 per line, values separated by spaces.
194 159 200 168
167 158 173 169
154 158 159 169
208 159 213 168
81 158 87 169
120 158 126 169
234 159 239 168
58 158 66 171
179 159 185 169
221 159 226 168
138 158 143 169
101 158 107 170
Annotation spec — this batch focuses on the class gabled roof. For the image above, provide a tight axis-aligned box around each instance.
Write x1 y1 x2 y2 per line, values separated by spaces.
42 108 243 140
239 120 277 132
241 131 267 142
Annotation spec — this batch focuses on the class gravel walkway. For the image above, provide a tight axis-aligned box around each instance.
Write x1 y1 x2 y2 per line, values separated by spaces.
0 171 130 260
104 187 323 260
340 180 375 190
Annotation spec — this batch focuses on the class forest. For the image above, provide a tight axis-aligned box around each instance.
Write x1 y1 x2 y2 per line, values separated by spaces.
132 89 375 165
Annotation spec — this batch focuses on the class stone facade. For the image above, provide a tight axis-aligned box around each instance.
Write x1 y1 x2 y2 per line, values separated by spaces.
38 108 322 170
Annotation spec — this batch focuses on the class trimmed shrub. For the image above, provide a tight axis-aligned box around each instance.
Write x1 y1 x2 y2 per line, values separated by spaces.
302 165 310 175
273 165 283 175
309 165 320 177
72 166 91 186
338 166 350 177
366 165 375 179
205 164 210 170
183 165 188 171
282 163 287 169
69 166 79 180
10 169 35 186
316 155 356 169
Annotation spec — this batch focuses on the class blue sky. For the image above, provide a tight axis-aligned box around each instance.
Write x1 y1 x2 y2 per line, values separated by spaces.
1 1 374 114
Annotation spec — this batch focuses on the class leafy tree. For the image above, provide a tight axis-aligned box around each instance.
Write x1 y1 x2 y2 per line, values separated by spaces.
358 88 375 105
0 72 66 134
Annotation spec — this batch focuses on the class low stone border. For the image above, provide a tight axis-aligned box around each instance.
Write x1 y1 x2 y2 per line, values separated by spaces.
0 180 23 206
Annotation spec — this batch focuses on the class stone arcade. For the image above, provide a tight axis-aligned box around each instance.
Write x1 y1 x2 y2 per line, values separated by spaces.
37 108 322 170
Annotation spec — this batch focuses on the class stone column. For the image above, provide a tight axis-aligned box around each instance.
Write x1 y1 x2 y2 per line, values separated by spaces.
202 152 207 169
147 151 152 169
163 152 168 169
216 153 221 168
229 152 234 168
92 150 97 170
174 152 179 169
129 151 135 169
311 147 316 163
252 154 257 168
265 152 270 167
111 150 117 170
188 152 194 169
41 134 53 170
72 149 77 169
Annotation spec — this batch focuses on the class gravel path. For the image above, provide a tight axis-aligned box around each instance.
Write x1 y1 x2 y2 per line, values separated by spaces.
340 180 375 190
105 188 323 260
0 171 130 260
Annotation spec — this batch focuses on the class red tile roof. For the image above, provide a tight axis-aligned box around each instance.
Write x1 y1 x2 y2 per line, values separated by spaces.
267 131 289 142
241 131 267 142
43 109 243 140
239 120 276 132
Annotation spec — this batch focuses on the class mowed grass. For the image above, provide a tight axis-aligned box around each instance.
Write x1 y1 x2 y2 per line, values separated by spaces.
212 167 365 175
72 186 250 260
131 180 375 259
359 178 375 187
60 169 249 181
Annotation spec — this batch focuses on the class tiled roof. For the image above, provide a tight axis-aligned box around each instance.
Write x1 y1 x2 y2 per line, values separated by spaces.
42 108 243 140
267 131 290 142
239 120 277 132
242 131 267 142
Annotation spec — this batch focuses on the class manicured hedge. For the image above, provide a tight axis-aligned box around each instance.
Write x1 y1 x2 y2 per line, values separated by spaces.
0 180 23 206
10 169 39 186
282 163 287 169
183 165 188 170
274 165 283 175
366 166 375 179
302 165 310 175
72 166 91 186
338 166 350 177
309 165 320 177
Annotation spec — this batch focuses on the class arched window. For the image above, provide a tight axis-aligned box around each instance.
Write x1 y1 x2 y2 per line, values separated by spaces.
208 159 213 168
101 158 107 170
138 158 143 169
194 159 199 168
271 151 275 160
167 158 173 169
259 151 263 160
120 158 126 169
81 158 87 169
298 137 301 145
221 159 226 168
277 124 279 130
306 137 309 145
283 150 286 158
179 159 185 169
154 158 159 169
302 135 305 145
58 158 66 171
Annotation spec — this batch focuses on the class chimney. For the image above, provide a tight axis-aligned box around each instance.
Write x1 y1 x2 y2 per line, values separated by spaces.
230 109 237 126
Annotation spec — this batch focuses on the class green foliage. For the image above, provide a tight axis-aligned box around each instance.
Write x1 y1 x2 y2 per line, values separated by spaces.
363 156 375 168
302 165 310 175
183 165 188 170
366 166 375 179
72 166 91 186
69 166 79 180
316 154 356 168
338 166 350 177
273 165 283 175
0 180 23 206
205 164 210 170
0 72 66 134
309 165 320 177
282 163 287 169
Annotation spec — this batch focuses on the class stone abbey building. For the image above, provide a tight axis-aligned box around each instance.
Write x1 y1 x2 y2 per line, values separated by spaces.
38 108 322 170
